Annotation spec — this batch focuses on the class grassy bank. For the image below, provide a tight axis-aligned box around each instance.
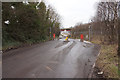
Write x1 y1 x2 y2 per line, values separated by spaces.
2 36 51 51
91 36 119 78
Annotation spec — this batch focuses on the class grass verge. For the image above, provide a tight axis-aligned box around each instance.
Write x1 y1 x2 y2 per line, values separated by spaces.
91 36 119 78
2 36 52 52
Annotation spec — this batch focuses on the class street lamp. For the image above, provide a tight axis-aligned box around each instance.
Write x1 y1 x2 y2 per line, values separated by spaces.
48 18 52 38
89 25 91 41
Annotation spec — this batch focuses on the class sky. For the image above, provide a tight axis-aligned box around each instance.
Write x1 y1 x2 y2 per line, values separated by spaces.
45 0 99 28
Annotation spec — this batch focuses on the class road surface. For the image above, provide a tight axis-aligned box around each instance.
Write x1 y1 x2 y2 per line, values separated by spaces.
3 39 100 78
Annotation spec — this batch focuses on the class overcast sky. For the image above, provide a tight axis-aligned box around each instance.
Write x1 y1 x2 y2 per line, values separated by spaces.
45 0 99 28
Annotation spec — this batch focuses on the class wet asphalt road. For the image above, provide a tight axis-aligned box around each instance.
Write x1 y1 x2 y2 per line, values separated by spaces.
3 39 100 78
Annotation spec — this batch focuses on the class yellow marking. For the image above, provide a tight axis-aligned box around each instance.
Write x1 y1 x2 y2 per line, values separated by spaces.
45 66 53 71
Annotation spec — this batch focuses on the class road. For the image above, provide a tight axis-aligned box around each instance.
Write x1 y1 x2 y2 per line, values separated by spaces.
3 39 100 78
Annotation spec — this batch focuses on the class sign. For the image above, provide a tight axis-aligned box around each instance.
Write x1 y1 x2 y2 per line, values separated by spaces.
53 33 55 39
65 36 68 41
80 34 83 40
80 34 84 42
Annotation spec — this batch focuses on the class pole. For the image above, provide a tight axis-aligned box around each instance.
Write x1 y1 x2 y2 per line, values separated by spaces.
89 25 91 41
118 3 120 77
50 27 51 38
